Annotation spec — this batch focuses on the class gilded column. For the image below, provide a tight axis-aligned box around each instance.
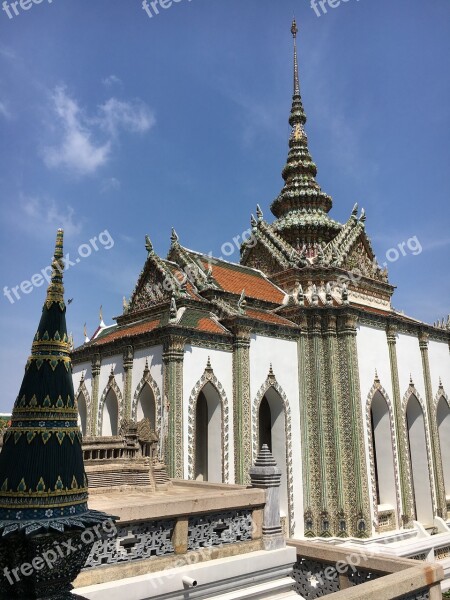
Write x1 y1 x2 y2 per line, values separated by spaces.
337 312 371 537
309 314 330 534
297 315 313 533
324 314 345 536
163 335 185 479
123 345 134 421
232 326 252 485
91 353 101 436
419 331 446 517
386 323 413 526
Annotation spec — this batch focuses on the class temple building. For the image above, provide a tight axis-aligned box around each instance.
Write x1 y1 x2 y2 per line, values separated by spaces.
72 19 450 561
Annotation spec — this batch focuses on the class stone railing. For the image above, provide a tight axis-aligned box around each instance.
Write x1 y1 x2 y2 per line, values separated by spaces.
289 539 444 600
74 481 266 589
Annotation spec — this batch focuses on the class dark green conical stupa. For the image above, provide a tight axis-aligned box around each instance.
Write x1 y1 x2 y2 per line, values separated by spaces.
0 230 105 533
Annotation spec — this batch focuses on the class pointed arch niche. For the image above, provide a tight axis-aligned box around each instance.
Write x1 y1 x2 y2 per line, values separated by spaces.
365 378 401 530
132 361 162 441
98 371 123 437
435 386 450 498
403 386 435 526
252 368 295 537
187 359 230 484
75 374 91 436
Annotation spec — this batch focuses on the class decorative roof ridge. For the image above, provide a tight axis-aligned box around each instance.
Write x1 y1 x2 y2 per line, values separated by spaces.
182 246 285 280
259 219 303 264
167 239 216 291
128 235 191 312
241 220 292 269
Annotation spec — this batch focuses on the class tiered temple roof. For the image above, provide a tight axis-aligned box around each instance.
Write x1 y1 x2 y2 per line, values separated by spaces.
74 20 446 354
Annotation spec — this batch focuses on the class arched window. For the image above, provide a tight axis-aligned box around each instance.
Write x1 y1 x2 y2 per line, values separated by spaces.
258 387 288 519
102 389 118 436
136 383 156 428
406 395 434 525
370 391 397 508
194 383 223 483
437 396 450 496
77 392 87 436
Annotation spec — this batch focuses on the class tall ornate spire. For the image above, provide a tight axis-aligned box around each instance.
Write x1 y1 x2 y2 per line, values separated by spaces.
0 230 107 533
270 20 339 248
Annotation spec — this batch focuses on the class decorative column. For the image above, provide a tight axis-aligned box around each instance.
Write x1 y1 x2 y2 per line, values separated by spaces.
324 314 345 536
123 345 134 421
337 312 371 537
249 445 285 550
232 326 252 485
309 313 330 535
297 315 313 535
91 353 101 436
386 323 413 526
162 335 185 479
419 331 446 517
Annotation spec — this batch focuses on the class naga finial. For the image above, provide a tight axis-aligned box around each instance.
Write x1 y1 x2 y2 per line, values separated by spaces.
145 235 153 255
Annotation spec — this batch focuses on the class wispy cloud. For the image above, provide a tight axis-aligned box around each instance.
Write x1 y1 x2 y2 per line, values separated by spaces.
102 74 122 87
43 87 111 175
14 194 83 238
0 45 16 60
100 177 121 194
0 101 11 120
42 87 155 176
97 97 155 137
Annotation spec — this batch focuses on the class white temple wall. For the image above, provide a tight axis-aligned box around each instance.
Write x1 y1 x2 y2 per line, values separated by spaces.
98 355 124 398
249 334 304 538
428 339 450 395
132 346 164 397
183 346 234 482
72 363 92 399
356 325 394 401
396 333 426 400
356 324 395 525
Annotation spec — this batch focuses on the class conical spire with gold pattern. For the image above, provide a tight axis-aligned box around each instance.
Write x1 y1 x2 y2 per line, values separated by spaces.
0 230 106 533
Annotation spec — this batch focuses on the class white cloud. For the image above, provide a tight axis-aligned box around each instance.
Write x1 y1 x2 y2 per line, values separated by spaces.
42 87 155 176
43 87 111 175
98 97 155 136
102 75 122 87
0 101 11 120
100 177 121 193
17 194 83 238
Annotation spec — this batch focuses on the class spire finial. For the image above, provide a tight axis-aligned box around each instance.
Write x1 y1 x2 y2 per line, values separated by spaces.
45 229 65 307
99 305 105 328
291 19 300 96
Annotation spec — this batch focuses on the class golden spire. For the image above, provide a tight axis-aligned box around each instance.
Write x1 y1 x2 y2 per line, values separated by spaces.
45 229 65 308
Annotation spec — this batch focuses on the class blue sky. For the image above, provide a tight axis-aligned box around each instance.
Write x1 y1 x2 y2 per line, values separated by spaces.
0 0 449 412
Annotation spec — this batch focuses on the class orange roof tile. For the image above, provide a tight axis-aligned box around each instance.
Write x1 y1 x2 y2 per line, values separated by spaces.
199 259 284 304
196 317 227 334
91 319 160 346
245 308 297 327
